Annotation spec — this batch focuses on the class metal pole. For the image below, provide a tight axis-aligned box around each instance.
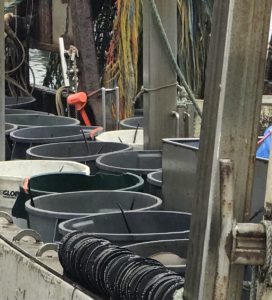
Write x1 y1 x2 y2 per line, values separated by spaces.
0 0 5 161
143 0 177 150
115 87 120 130
183 0 272 299
101 87 106 131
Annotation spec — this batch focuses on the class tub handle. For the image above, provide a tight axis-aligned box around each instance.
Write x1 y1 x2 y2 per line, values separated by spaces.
36 243 58 257
13 229 42 243
0 211 13 224
171 111 180 138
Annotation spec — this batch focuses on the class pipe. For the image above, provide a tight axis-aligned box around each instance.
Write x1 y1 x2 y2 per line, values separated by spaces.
101 87 106 131
59 38 70 87
171 111 180 138
88 87 120 130
115 86 120 129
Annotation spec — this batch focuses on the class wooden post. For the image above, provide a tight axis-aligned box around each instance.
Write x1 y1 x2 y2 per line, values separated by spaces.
31 0 52 45
143 0 177 150
70 0 102 125
183 0 272 299
0 0 5 161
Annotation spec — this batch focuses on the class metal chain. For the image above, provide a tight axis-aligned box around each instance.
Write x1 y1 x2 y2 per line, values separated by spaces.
148 0 202 118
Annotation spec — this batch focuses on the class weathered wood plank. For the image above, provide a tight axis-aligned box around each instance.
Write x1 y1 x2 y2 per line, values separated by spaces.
33 0 52 45
183 0 272 299
70 0 101 125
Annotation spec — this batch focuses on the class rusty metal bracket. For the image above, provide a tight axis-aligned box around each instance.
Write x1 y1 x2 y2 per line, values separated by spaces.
12 229 42 243
231 222 266 266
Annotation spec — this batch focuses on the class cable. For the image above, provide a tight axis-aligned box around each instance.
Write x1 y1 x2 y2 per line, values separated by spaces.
55 86 67 116
4 22 26 75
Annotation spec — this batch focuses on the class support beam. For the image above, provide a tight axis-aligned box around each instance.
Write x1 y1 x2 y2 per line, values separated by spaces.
32 0 52 45
0 0 5 161
143 0 177 150
183 0 272 299
70 0 101 125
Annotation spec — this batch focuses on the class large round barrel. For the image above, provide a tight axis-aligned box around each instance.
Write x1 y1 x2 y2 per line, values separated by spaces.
26 191 162 242
58 211 191 245
10 126 98 159
5 114 80 128
27 141 132 172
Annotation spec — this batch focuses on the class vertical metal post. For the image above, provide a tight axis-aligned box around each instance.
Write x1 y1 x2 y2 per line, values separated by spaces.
213 159 234 300
0 0 5 161
143 0 177 150
101 87 106 131
183 0 272 299
115 87 120 129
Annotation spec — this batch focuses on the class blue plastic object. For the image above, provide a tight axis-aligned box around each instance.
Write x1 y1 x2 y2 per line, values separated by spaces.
256 126 272 159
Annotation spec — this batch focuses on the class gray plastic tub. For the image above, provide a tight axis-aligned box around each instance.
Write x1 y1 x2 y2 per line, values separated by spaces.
58 211 191 245
5 114 80 129
5 96 37 109
5 123 18 160
5 108 50 115
96 150 162 190
12 172 144 225
120 116 143 129
96 150 162 175
124 239 188 274
10 126 97 159
162 138 269 221
147 170 163 198
26 191 162 242
26 141 132 172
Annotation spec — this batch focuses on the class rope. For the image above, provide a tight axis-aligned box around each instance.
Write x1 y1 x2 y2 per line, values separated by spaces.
55 86 66 116
250 220 272 299
148 0 202 118
133 82 178 104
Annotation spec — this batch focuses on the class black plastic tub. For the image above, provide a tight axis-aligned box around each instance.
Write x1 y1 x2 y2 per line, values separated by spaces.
124 239 188 274
25 191 162 242
96 150 162 190
5 96 37 109
58 211 191 245
147 170 162 198
10 126 98 159
12 172 144 223
5 123 18 160
5 108 50 115
96 150 162 175
26 141 132 172
120 117 143 129
5 114 80 129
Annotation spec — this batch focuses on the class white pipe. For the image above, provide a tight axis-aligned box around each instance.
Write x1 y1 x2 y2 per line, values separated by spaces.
58 37 70 87
101 87 106 131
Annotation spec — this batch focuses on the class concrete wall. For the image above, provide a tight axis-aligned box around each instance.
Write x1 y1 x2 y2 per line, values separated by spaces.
0 238 95 300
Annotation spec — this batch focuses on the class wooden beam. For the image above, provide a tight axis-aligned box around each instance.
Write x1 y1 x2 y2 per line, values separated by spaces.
183 0 272 299
32 0 52 45
143 0 177 150
70 0 101 125
0 0 5 161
